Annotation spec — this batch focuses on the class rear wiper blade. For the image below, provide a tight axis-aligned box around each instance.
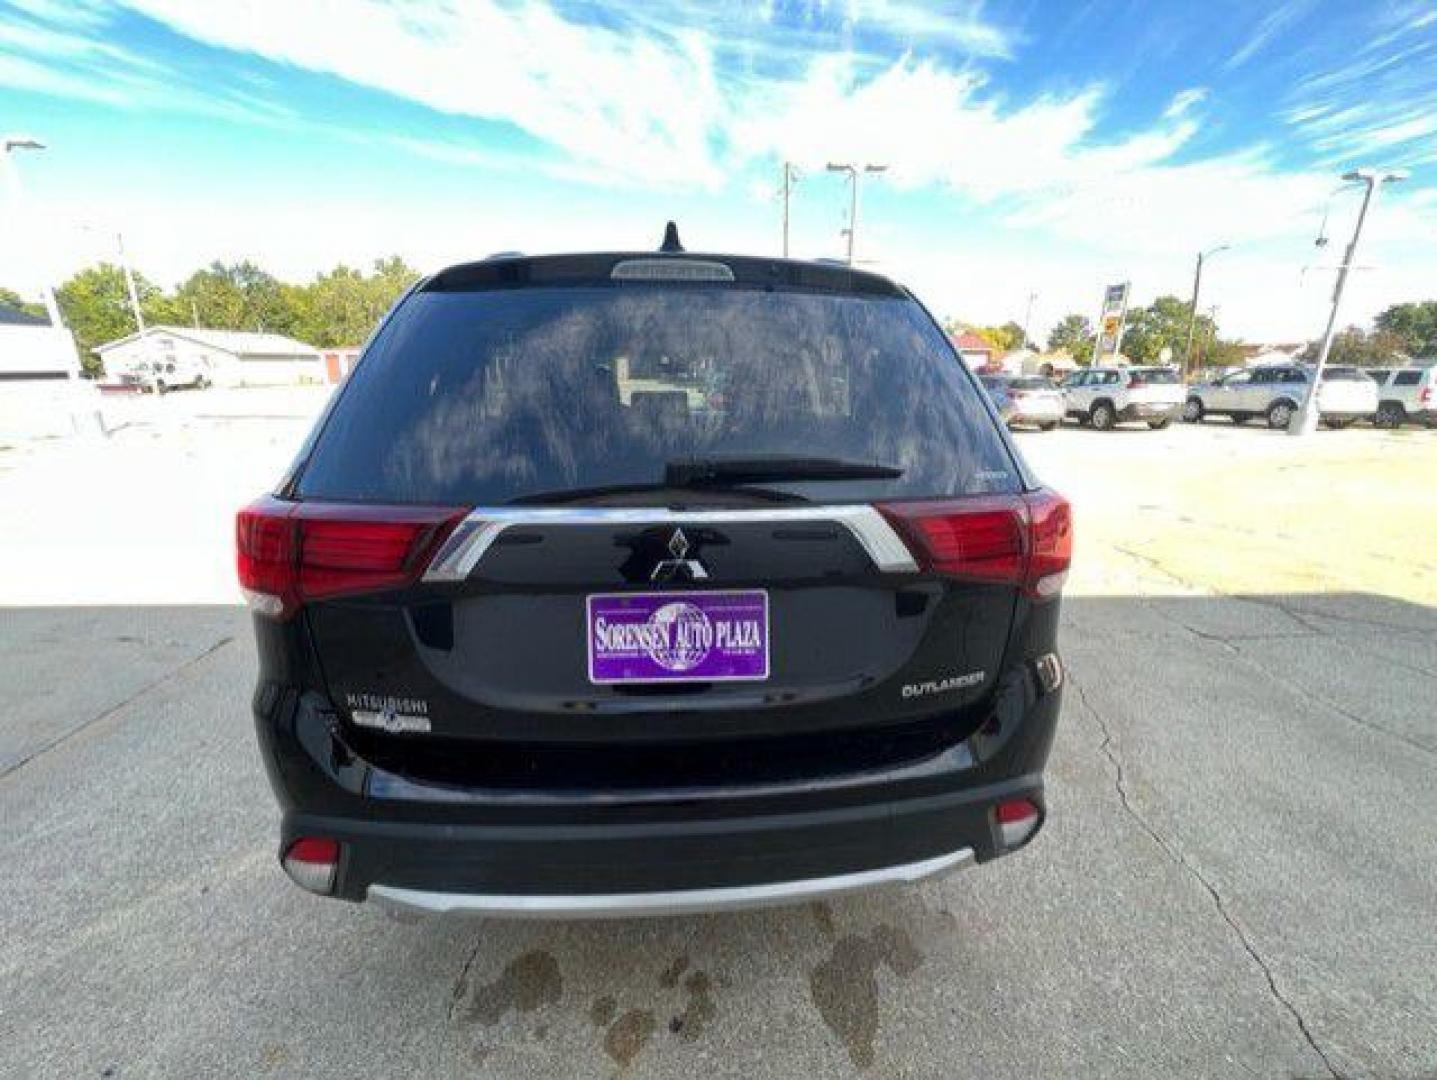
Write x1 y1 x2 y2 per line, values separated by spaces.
508 481 808 507
664 456 903 487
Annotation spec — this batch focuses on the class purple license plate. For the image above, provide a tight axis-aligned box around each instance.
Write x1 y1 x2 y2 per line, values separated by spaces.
586 590 770 684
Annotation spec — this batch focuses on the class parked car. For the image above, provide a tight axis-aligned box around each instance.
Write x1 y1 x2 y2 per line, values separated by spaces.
979 374 1064 431
1316 366 1380 427
1061 365 1183 430
236 234 1072 917
123 355 212 393
1368 365 1437 428
1183 364 1378 429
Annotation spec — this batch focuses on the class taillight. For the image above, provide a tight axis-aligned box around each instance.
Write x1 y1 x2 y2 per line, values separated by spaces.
877 490 1072 598
993 798 1042 848
282 836 340 895
236 497 466 619
1422 386 1432 405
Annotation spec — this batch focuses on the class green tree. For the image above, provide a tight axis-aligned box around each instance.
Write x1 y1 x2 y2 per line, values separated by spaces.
972 321 1026 353
1120 295 1218 365
54 264 172 376
174 260 302 335
1300 326 1407 367
296 256 420 347
1374 301 1437 358
1047 314 1094 364
0 286 47 319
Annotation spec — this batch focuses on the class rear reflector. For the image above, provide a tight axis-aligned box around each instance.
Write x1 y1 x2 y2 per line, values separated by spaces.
237 497 465 619
994 798 1041 848
877 490 1072 597
282 836 340 895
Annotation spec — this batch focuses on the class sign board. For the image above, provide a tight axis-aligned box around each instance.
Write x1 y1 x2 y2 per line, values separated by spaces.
1096 282 1130 358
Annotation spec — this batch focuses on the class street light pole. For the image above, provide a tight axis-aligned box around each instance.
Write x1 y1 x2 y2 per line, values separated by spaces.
3 135 80 381
780 161 798 258
1290 167 1407 436
1182 244 1228 381
826 162 887 266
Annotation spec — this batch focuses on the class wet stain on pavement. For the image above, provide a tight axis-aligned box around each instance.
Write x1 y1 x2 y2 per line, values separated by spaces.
603 1008 656 1067
808 924 924 1069
467 949 563 1026
658 954 690 989
589 995 617 1028
667 970 716 1041
257 1043 290 1070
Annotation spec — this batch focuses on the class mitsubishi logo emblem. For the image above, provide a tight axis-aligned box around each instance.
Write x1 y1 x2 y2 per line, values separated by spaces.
651 527 708 581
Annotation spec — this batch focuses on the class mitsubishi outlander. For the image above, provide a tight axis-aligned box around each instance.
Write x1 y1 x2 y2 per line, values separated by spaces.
238 228 1072 917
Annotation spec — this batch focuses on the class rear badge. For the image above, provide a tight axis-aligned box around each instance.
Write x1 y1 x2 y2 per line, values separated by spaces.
901 671 985 700
587 590 769 684
346 692 432 734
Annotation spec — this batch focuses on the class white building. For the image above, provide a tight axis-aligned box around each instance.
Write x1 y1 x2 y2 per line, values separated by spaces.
94 326 323 388
0 305 97 439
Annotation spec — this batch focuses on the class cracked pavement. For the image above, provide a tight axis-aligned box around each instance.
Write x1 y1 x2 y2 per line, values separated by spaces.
2 398 1435 1077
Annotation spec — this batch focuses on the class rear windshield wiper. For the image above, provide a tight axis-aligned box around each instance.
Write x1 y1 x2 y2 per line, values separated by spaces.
509 481 809 507
663 456 903 487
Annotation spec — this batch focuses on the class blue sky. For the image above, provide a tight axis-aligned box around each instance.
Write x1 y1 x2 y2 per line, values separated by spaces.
1 0 1434 340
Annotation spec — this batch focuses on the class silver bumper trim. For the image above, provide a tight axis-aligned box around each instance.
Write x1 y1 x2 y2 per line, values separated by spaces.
422 504 918 582
366 847 974 919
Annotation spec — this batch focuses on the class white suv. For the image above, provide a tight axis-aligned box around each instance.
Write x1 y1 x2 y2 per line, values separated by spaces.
1184 364 1377 429
1062 366 1184 430
1369 366 1437 428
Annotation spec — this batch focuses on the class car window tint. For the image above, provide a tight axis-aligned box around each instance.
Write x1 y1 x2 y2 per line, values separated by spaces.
298 285 1021 504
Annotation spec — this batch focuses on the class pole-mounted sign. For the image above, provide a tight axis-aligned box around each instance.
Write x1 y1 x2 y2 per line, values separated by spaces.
1096 282 1130 360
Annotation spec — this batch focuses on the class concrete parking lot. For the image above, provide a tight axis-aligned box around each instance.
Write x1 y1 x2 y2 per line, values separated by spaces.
2 391 1434 1078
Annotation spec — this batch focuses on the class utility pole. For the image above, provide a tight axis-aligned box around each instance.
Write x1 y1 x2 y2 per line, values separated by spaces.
1290 168 1406 436
826 162 887 266
116 231 146 336
1182 244 1229 381
1022 291 1037 350
780 161 798 258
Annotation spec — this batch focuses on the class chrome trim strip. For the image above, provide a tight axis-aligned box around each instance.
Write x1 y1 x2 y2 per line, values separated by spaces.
423 504 918 582
366 847 973 918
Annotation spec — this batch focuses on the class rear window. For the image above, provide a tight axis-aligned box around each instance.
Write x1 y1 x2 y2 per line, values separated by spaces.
297 286 1020 505
1008 377 1053 390
1130 368 1179 383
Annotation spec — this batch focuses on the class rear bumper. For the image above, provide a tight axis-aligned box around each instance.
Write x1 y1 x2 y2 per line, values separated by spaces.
281 771 1042 909
369 848 975 918
1007 405 1064 424
1118 401 1180 420
253 628 1063 913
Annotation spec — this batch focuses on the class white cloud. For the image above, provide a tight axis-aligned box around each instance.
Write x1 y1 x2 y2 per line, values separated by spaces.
2 0 1432 343
115 0 730 188
1224 0 1315 71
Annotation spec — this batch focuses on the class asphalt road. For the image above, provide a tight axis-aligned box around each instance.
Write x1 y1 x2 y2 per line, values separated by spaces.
2 403 1435 1079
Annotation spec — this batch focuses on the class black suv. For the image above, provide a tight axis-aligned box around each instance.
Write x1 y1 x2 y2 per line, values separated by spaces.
238 232 1071 916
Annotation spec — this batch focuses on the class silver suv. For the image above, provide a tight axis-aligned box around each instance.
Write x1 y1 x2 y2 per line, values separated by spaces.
1184 364 1377 430
1369 366 1437 428
1061 366 1184 430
